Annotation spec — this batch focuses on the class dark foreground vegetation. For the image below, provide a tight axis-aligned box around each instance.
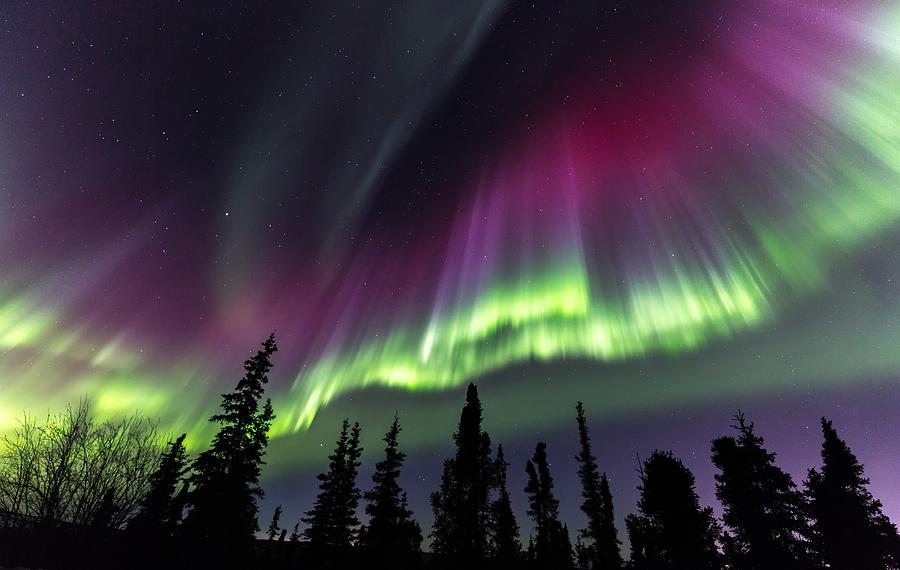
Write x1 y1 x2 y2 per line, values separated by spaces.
2 334 898 569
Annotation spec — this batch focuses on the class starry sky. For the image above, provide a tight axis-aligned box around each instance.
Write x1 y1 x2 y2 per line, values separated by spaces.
2 0 900 546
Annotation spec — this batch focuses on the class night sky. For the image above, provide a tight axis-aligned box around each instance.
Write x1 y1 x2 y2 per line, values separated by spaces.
2 0 900 548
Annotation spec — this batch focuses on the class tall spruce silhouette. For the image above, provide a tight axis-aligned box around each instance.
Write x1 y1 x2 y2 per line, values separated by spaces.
711 413 811 570
626 450 721 570
267 504 282 540
430 459 458 556
303 419 363 555
806 417 900 570
430 383 494 563
182 334 277 558
91 487 117 530
490 444 522 564
525 442 574 570
575 402 622 569
360 414 422 562
129 433 188 537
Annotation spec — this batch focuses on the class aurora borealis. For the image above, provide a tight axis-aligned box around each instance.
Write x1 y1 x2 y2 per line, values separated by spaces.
2 0 900 539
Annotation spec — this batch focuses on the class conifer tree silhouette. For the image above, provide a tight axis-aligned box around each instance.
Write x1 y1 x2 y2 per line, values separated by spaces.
489 444 522 564
182 334 277 563
303 419 363 557
525 442 574 569
91 487 117 529
430 383 494 564
129 433 189 537
626 450 722 570
360 414 422 563
289 521 301 542
806 417 900 570
430 459 457 556
561 523 575 568
575 536 589 570
711 413 812 570
575 402 622 569
267 504 283 541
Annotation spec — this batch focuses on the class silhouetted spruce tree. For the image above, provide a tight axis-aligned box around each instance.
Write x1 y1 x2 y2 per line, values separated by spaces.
490 444 522 564
267 504 283 540
575 402 622 569
525 442 574 570
576 537 590 570
562 524 575 567
92 487 118 529
806 417 900 570
626 450 721 570
430 383 494 563
711 413 811 570
302 419 363 555
430 460 457 555
182 334 277 560
129 433 189 537
289 522 300 542
360 414 422 562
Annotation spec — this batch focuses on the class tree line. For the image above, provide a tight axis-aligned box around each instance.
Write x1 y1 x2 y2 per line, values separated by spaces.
1 333 898 570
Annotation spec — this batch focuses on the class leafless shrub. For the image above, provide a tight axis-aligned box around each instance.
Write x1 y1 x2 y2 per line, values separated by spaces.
0 400 163 529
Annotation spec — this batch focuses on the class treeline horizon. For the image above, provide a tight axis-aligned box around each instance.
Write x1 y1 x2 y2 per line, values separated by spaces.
2 333 898 570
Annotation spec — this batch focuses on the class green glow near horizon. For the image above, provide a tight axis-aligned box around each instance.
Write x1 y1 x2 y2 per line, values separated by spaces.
1 5 898 450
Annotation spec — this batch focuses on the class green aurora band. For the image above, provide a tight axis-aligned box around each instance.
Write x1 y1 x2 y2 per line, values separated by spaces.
0 3 898 449
278 5 900 433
